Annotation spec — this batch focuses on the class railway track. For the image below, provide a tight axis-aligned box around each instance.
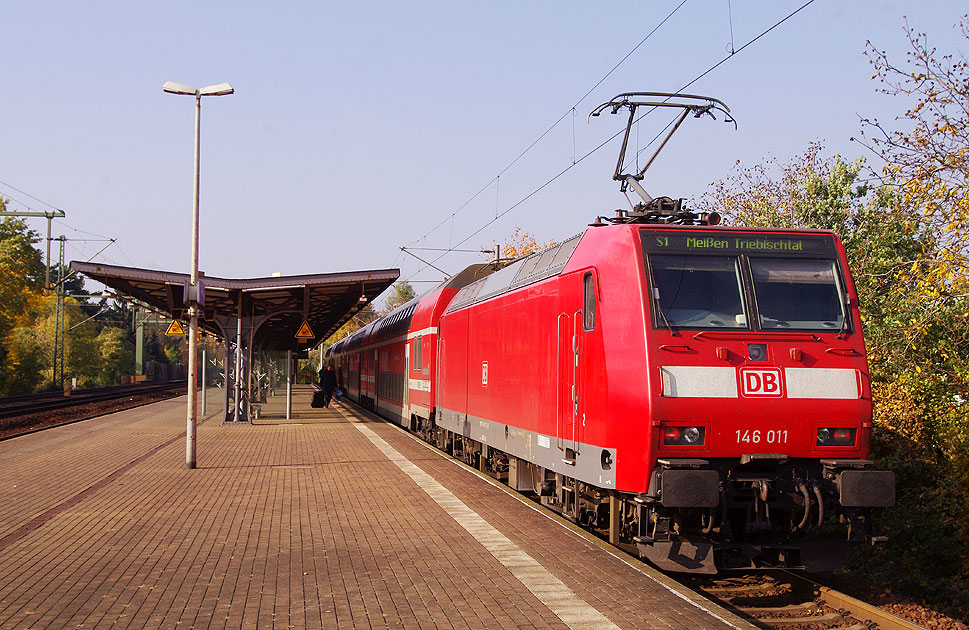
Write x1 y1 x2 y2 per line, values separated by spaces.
685 570 926 629
0 382 186 441
0 382 183 420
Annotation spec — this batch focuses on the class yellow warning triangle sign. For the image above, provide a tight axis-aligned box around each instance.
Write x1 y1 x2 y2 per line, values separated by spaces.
295 320 315 339
165 320 186 336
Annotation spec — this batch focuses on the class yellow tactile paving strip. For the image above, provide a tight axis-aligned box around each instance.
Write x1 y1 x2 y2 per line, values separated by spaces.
0 386 750 630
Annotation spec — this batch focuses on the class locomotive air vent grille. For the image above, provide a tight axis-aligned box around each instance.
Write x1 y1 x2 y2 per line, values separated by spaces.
513 254 542 282
446 234 583 313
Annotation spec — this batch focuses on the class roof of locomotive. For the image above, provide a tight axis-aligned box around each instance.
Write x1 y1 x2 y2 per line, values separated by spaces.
446 233 584 313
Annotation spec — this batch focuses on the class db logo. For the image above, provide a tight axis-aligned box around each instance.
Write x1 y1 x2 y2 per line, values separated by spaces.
740 367 783 397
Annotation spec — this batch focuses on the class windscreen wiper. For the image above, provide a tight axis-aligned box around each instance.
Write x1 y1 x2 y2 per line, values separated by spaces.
652 287 678 336
837 293 850 339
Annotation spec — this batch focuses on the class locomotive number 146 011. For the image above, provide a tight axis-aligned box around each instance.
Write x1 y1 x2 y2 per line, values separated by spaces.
736 429 789 444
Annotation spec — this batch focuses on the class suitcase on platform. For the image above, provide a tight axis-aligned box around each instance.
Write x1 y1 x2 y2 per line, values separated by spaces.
311 390 325 408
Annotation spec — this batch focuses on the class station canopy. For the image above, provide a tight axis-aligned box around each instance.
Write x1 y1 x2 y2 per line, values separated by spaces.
70 261 399 351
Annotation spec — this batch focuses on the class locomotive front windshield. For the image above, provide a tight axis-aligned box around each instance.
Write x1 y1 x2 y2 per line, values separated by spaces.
750 258 845 330
643 230 848 332
650 256 746 328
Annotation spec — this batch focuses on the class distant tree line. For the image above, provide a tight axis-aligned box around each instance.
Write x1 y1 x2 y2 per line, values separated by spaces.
0 206 188 395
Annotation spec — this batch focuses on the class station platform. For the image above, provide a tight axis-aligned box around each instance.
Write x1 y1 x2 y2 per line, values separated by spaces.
0 386 755 630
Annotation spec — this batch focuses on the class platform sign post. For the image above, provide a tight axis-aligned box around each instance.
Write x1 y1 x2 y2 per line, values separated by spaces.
291 322 313 420
201 349 207 416
234 316 242 422
286 349 293 420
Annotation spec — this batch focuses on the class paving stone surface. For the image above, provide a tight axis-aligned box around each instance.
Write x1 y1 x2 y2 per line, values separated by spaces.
0 386 750 629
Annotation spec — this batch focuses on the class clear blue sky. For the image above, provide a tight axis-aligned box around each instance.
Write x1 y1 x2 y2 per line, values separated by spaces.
2 1 965 304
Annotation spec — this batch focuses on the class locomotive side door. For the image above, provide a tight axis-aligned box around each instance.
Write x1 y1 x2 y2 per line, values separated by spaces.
557 276 587 462
558 311 581 462
557 271 596 464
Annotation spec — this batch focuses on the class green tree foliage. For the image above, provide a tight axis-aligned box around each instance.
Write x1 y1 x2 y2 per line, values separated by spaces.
859 20 969 611
381 281 417 315
95 327 134 386
144 329 169 364
0 200 150 392
860 17 969 306
23 296 104 388
699 145 969 615
0 207 45 394
3 296 48 394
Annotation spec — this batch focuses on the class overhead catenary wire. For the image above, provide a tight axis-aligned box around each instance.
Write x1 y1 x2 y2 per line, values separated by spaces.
402 0 819 283
0 178 63 213
400 0 691 253
0 180 135 268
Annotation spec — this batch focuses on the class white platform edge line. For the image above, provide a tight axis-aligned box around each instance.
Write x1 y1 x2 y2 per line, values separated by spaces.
353 422 622 630
381 417 751 630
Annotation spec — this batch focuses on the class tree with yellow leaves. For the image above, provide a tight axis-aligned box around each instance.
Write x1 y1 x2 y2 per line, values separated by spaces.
0 205 46 394
482 226 555 266
859 17 969 308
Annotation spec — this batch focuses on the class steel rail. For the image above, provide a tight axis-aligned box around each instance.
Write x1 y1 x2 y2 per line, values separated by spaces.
815 579 926 630
686 570 927 630
0 382 183 420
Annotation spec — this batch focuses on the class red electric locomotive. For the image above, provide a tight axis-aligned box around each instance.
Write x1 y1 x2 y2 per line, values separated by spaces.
326 93 894 573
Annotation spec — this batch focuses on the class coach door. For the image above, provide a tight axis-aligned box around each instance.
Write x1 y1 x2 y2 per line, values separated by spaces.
372 349 379 409
402 341 410 424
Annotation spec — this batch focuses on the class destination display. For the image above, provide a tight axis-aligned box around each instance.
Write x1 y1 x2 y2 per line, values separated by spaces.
642 230 835 256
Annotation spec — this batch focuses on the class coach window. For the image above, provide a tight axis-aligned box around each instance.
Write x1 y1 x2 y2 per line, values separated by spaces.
583 273 596 330
413 336 422 370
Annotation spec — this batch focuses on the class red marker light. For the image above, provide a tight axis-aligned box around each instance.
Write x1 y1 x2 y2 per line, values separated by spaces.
663 427 680 444
818 427 855 446
832 428 854 445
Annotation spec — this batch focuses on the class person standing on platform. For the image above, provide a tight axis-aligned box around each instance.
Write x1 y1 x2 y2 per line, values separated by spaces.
319 364 337 408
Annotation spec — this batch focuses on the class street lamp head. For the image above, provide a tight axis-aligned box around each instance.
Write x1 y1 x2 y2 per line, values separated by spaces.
200 83 234 96
163 81 234 97
162 81 197 96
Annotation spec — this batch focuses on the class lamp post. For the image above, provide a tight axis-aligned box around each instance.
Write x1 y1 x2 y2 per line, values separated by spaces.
163 80 233 470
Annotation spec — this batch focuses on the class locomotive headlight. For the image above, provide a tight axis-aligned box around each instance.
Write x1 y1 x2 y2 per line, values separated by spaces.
747 343 768 362
817 428 832 444
682 427 702 444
